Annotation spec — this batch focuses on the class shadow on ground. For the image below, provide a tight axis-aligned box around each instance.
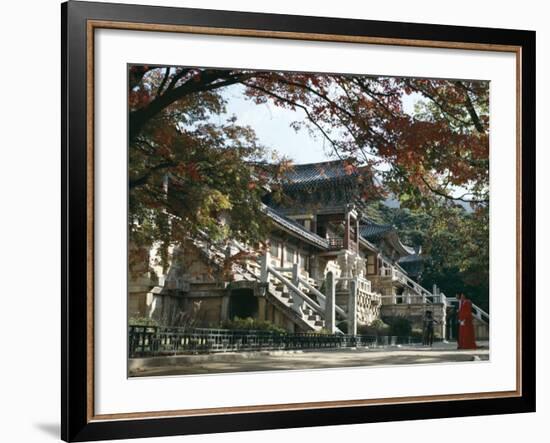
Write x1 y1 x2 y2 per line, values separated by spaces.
132 347 489 377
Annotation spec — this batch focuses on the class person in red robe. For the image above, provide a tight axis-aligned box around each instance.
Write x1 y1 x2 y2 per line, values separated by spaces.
457 293 477 350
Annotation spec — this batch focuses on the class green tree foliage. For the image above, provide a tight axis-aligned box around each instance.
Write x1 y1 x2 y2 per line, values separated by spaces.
368 201 489 311
420 206 489 311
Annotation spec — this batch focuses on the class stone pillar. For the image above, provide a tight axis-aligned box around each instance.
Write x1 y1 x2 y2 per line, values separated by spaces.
348 279 358 335
337 251 351 291
291 263 304 314
220 295 230 322
439 305 447 340
325 271 336 333
310 256 320 283
291 263 299 286
257 297 267 321
260 251 270 283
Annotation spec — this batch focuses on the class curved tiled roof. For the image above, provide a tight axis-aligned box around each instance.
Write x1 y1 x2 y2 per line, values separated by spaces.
360 223 394 240
263 205 329 250
282 160 360 185
359 220 416 257
398 254 424 278
265 160 372 212
398 253 423 263
279 160 369 200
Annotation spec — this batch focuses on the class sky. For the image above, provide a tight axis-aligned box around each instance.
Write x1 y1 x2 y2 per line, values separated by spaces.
218 84 330 163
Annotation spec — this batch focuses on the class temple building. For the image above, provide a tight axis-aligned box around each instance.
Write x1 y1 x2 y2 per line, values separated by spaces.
129 160 489 340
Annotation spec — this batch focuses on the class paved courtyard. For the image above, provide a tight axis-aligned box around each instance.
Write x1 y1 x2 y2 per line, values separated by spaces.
130 342 489 377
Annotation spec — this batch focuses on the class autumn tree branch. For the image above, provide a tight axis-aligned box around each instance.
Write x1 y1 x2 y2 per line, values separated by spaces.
129 161 176 189
454 81 486 133
129 70 254 141
421 176 488 204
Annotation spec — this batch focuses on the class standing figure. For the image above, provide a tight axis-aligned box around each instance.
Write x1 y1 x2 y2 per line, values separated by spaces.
423 310 438 347
457 294 477 350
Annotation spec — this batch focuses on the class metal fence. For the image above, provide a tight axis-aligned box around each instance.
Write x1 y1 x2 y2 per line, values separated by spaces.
129 326 423 357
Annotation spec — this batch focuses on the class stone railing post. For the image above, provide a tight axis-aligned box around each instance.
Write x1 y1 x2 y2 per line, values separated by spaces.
348 278 358 336
441 309 447 341
260 251 270 283
292 263 299 286
291 263 303 314
325 271 336 334
432 284 440 303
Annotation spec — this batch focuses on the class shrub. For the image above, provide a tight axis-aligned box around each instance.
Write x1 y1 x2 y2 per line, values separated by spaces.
129 316 158 327
308 328 332 335
336 321 348 334
221 317 286 334
383 316 412 337
358 319 390 336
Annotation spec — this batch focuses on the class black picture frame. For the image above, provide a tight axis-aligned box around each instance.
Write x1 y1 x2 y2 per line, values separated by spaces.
62 1 536 441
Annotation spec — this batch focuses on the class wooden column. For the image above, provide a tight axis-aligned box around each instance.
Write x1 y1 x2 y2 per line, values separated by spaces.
343 212 350 250
352 214 359 251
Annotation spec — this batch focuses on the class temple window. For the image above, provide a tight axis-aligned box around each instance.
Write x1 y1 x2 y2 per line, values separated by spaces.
286 246 297 264
269 241 279 258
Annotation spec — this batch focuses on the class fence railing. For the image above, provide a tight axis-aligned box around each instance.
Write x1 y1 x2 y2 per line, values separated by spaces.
128 326 423 357
445 297 490 324
327 237 344 250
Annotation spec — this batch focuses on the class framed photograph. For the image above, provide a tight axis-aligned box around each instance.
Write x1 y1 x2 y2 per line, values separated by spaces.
62 1 535 441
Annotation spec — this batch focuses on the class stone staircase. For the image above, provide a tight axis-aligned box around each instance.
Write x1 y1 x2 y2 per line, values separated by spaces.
239 257 333 332
259 254 352 333
191 235 334 332
267 278 327 330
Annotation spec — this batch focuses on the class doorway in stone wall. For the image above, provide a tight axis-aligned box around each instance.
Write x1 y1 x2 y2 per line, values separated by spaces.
228 288 258 319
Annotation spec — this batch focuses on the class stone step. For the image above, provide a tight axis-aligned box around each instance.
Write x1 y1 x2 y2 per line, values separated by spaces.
266 287 324 332
272 292 291 307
